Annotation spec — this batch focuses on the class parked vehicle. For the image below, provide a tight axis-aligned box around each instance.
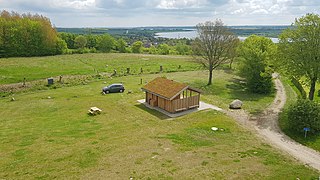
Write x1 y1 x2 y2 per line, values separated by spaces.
102 83 125 94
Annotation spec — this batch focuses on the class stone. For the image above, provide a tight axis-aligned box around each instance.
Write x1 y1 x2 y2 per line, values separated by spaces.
211 127 219 131
229 99 243 109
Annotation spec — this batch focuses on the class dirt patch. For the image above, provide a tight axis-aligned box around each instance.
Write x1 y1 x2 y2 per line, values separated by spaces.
0 73 111 97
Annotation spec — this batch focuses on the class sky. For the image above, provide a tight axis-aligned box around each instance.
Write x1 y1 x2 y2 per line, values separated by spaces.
1 0 319 27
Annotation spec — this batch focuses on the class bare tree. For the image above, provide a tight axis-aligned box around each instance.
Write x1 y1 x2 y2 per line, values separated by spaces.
192 20 238 85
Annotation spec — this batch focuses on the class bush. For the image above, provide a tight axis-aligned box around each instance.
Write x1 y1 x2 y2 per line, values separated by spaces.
287 99 320 134
246 72 273 94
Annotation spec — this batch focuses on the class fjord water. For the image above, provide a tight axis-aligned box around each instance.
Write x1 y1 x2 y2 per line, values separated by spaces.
155 30 279 43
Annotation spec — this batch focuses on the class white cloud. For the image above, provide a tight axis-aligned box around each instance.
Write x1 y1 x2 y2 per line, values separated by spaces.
1 0 320 27
156 0 208 9
53 0 96 10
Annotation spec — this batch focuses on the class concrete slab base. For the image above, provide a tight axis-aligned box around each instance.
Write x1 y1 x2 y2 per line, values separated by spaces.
137 99 223 118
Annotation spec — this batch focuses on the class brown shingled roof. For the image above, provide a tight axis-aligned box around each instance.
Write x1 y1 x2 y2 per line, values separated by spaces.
142 77 188 100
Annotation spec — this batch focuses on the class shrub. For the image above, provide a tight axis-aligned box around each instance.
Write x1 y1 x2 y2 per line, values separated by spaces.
246 72 273 94
287 99 320 134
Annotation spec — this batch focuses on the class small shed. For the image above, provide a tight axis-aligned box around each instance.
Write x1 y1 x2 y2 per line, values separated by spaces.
141 77 201 113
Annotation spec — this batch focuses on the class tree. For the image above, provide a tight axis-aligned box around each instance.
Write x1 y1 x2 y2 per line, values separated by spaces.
97 34 115 53
157 44 170 55
131 41 143 53
228 38 240 69
59 32 76 49
74 35 87 49
0 10 60 57
56 38 67 54
86 34 97 49
116 38 127 53
238 35 275 94
175 43 191 55
278 13 320 100
192 19 238 85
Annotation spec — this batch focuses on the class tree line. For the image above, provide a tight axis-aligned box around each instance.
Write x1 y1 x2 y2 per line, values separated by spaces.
0 10 66 57
58 32 192 55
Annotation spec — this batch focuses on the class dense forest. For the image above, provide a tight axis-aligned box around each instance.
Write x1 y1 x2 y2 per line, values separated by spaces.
0 10 66 57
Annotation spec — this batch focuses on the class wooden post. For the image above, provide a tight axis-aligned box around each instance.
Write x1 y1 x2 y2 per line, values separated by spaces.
140 67 143 74
23 78 26 86
140 78 142 85
59 75 63 83
126 68 130 74
160 65 163 72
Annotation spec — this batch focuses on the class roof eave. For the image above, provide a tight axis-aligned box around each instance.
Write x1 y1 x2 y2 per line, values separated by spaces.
169 86 189 100
141 88 171 100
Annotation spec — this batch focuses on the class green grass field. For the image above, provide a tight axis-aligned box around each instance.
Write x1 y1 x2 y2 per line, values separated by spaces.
0 68 318 179
0 53 201 84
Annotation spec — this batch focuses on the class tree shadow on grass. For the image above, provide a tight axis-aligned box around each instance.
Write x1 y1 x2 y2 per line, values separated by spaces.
190 80 226 97
226 78 275 115
226 77 275 101
134 104 170 120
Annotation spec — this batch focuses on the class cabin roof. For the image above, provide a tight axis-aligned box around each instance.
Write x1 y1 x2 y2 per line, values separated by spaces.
141 77 200 100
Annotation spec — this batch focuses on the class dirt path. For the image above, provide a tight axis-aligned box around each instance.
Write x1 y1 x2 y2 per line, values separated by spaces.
227 76 320 171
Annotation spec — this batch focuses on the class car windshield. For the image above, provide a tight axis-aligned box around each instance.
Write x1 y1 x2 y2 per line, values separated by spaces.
107 84 121 88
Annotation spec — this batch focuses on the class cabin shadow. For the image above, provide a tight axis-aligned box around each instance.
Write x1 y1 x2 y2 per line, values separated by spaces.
134 103 170 120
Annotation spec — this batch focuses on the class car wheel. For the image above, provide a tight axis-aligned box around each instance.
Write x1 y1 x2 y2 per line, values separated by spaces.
106 90 110 94
119 89 123 93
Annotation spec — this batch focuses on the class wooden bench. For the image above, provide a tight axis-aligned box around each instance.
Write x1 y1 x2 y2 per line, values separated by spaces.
175 107 187 112
189 105 199 108
88 107 102 115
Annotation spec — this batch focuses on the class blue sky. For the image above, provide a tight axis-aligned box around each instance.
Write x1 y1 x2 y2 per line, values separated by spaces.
1 0 319 27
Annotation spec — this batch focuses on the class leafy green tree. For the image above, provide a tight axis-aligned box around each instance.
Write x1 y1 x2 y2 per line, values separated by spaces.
131 41 143 53
74 35 87 49
59 32 76 49
192 19 238 85
56 38 67 54
157 44 170 55
0 10 60 57
85 34 97 49
148 46 157 54
97 34 115 53
278 13 320 100
175 43 191 55
116 38 127 53
238 35 275 94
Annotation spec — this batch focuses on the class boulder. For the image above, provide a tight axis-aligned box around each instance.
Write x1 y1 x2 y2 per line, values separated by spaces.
229 99 243 109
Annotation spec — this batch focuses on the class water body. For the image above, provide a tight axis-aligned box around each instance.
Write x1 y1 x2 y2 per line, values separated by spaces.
155 31 279 43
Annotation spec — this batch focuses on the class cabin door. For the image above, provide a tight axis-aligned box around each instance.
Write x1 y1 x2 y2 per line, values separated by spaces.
149 94 158 107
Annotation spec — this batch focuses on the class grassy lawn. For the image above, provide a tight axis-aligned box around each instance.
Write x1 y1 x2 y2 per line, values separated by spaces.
279 77 320 152
0 53 201 84
0 71 318 179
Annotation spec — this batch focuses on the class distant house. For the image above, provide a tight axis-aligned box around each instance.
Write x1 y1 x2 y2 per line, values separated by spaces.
141 77 201 113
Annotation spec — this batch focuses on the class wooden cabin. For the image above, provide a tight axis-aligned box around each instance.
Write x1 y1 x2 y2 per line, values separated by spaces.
141 77 201 113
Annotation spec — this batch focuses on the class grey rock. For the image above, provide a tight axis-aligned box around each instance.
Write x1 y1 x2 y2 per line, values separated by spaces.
229 99 243 109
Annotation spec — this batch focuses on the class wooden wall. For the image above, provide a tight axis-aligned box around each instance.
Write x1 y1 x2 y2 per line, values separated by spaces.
145 89 200 113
